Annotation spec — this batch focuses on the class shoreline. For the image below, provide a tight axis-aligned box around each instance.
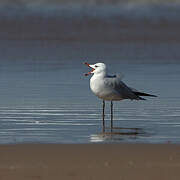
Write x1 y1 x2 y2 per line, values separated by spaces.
0 144 180 180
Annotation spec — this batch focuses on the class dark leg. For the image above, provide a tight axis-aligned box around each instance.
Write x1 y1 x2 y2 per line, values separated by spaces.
111 101 113 132
102 100 105 133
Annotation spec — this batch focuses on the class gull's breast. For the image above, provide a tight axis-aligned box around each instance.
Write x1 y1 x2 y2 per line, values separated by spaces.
90 76 123 101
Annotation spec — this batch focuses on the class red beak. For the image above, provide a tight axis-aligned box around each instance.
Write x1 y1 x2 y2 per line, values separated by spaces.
84 62 95 76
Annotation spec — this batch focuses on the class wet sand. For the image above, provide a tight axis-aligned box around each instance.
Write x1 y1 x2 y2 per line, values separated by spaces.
0 144 180 180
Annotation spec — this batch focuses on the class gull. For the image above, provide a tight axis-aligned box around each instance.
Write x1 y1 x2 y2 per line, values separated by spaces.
84 62 157 133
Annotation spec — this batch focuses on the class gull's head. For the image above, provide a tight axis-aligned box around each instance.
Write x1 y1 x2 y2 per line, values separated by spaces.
84 62 106 76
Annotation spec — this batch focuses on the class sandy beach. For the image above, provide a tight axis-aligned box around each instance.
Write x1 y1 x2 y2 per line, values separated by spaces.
0 144 180 180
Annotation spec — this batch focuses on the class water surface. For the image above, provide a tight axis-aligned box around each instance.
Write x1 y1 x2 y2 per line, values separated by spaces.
0 52 179 144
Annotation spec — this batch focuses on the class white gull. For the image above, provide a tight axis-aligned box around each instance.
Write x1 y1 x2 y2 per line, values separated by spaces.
84 62 157 132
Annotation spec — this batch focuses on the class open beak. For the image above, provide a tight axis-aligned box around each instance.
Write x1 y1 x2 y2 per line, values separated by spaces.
84 62 95 76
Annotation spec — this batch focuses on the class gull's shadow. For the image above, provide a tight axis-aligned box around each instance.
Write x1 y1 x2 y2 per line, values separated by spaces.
90 127 146 143
91 127 147 143
103 127 143 136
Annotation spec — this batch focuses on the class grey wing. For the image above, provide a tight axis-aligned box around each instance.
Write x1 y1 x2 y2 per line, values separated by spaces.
104 76 140 100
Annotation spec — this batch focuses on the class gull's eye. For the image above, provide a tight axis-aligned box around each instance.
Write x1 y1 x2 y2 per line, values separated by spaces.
95 65 98 68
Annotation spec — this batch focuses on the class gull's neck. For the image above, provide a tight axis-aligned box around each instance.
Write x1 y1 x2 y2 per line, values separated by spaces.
92 70 107 79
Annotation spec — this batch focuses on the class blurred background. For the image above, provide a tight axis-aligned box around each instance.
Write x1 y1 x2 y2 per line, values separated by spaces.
0 0 180 63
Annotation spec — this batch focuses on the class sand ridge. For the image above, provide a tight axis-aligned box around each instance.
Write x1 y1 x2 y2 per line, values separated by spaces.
0 144 180 180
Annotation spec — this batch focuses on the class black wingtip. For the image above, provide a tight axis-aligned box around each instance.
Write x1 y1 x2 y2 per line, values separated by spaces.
134 91 157 97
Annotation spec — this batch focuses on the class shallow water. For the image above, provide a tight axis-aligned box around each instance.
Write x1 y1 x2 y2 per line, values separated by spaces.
0 49 180 144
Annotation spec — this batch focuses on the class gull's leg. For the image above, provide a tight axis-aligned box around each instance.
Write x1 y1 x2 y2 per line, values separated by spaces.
102 100 105 133
111 101 113 132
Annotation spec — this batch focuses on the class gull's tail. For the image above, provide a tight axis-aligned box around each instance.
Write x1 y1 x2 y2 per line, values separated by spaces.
133 91 157 100
134 92 157 97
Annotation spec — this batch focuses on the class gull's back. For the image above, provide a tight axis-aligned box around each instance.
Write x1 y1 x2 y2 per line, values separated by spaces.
90 73 141 101
103 74 141 101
